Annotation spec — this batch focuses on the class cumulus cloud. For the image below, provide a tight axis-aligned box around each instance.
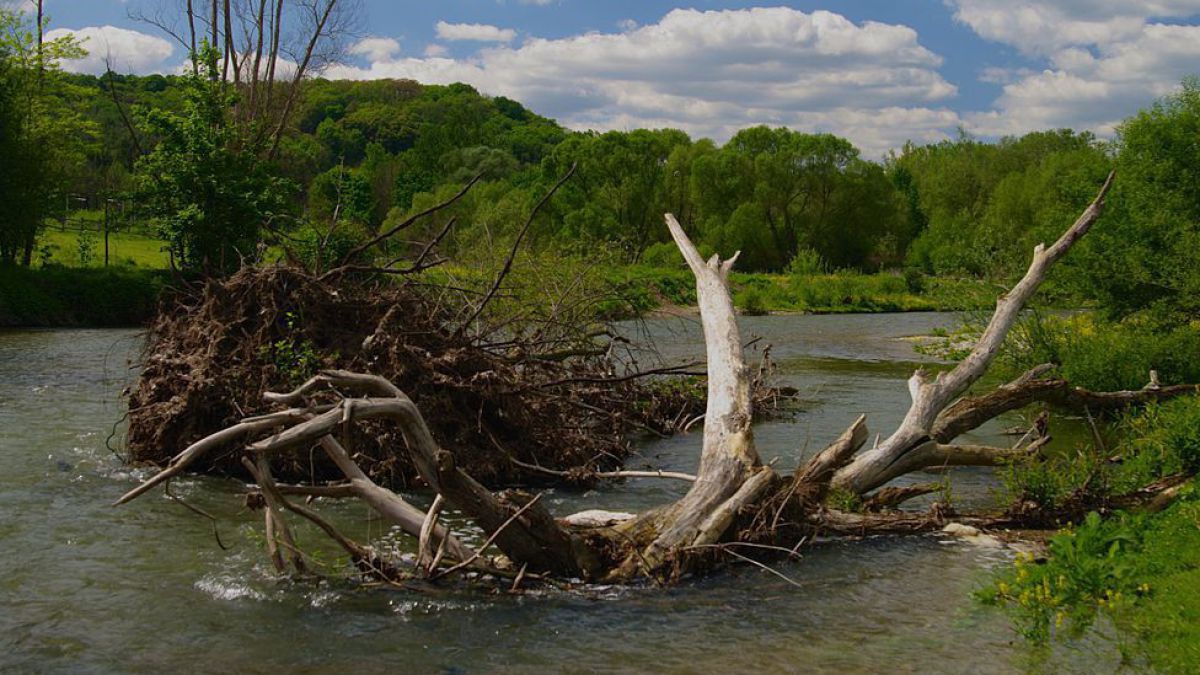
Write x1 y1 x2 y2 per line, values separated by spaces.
45 25 174 75
947 0 1200 54
349 37 401 62
435 21 516 43
949 2 1200 137
328 8 961 156
967 23 1200 136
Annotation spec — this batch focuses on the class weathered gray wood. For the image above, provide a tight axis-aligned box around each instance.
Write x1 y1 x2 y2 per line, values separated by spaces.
834 171 1116 494
617 214 763 575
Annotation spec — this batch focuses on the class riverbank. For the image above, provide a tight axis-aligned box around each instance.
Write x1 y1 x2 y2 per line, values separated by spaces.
0 260 1011 328
609 266 1003 316
0 266 169 327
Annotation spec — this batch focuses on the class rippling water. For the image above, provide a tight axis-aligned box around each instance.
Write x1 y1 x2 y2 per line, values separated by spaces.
0 317 1115 673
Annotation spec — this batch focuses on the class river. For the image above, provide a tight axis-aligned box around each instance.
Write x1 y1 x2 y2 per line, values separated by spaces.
0 316 1116 673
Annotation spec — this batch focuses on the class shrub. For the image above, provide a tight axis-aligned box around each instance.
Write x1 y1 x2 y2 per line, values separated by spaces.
980 511 1145 642
903 267 926 294
736 285 769 315
785 247 826 276
1002 313 1200 391
291 219 370 273
641 241 684 269
0 266 168 326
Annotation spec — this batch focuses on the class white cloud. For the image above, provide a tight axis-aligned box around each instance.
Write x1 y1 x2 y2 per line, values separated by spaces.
349 37 401 62
967 23 1200 136
45 25 174 75
948 2 1200 138
435 21 516 43
328 8 961 156
947 0 1200 54
423 43 448 57
978 66 1035 84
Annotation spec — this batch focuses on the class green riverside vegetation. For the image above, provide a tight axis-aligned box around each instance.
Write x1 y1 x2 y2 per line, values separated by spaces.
980 397 1200 671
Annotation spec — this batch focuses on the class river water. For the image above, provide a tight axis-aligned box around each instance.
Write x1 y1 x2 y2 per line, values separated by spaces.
0 316 1116 673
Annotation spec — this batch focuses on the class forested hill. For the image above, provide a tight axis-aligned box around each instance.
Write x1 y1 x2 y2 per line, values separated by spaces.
62 72 1130 281
25 66 1190 324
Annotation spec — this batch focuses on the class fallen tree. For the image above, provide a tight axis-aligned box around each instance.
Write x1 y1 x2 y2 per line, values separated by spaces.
117 170 1200 586
125 169 794 491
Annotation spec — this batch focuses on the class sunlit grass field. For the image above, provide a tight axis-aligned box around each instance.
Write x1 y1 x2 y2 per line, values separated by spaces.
37 227 170 269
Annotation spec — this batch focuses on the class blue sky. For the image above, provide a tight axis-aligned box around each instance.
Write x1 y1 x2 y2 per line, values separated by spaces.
26 0 1200 156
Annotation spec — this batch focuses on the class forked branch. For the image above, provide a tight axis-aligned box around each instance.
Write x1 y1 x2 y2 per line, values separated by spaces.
833 171 1116 494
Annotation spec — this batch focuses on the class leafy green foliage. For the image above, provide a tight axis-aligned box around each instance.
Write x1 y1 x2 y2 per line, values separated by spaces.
824 486 864 512
1000 313 1200 391
1000 396 1200 510
260 311 323 385
894 129 1109 278
132 46 291 273
984 488 1200 671
1078 78 1200 327
985 398 1200 669
0 265 166 326
0 8 95 265
981 512 1144 642
75 227 96 265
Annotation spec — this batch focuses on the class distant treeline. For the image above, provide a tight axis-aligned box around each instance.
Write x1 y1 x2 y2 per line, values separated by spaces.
7 35 1200 324
39 73 1092 273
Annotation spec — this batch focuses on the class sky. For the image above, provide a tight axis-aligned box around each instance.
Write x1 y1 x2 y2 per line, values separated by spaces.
18 0 1200 157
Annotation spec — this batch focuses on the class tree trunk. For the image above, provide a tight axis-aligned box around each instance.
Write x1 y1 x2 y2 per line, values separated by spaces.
611 214 771 577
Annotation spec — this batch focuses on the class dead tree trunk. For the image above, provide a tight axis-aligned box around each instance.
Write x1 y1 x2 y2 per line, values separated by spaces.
609 215 773 577
832 171 1116 494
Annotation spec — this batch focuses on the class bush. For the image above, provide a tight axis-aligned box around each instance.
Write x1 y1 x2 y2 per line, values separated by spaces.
984 488 1200 671
1000 396 1200 508
640 241 684 269
736 286 769 315
1002 313 1200 391
1117 397 1200 483
785 247 826 276
291 219 370 273
903 267 926 294
981 511 1145 642
0 266 168 326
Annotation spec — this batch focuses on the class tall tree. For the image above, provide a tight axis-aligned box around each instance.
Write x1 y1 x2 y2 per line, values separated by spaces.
132 46 291 273
0 6 92 265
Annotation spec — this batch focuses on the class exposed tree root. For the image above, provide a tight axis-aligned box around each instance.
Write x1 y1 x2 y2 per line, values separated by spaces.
125 266 738 489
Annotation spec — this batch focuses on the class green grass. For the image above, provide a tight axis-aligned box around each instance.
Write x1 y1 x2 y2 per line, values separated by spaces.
37 228 170 269
604 265 998 316
0 265 170 327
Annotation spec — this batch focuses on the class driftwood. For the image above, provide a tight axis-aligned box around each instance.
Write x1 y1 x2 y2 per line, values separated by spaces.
116 171 1198 585
832 171 1116 495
